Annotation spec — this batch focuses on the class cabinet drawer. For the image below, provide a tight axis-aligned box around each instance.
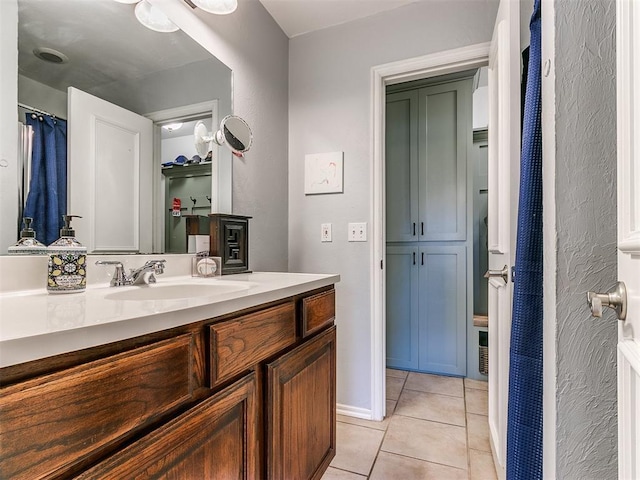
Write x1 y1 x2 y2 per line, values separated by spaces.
209 302 296 386
75 372 259 480
301 289 335 338
0 334 196 480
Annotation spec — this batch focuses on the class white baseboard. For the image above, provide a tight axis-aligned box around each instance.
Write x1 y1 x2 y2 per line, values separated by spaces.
336 403 373 420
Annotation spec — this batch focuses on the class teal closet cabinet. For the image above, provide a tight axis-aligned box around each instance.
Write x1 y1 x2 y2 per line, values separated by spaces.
385 77 472 376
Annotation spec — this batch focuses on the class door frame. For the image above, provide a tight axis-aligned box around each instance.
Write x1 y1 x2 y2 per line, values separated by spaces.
370 42 490 422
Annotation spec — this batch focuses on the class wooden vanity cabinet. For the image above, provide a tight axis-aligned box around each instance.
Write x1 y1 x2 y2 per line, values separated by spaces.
267 325 337 480
0 285 336 480
76 372 259 480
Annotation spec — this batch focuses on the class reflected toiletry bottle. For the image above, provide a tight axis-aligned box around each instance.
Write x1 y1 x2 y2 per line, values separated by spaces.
47 215 87 294
8 217 47 255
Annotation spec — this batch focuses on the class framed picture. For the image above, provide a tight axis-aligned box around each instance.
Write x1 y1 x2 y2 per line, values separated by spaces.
304 152 344 194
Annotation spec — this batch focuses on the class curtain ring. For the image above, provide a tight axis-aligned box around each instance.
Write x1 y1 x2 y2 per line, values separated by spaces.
31 113 37 120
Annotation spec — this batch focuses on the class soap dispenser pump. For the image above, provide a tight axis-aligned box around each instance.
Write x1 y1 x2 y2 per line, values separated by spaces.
47 215 87 293
8 217 47 255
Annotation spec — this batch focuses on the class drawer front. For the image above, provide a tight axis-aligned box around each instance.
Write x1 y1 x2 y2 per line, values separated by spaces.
210 302 296 386
301 289 336 338
0 334 195 480
75 372 259 480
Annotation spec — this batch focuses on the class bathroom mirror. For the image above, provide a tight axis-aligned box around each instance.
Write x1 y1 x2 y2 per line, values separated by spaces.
4 0 233 254
214 115 253 157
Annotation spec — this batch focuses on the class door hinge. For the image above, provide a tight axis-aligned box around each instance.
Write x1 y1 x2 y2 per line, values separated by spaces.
380 259 384 269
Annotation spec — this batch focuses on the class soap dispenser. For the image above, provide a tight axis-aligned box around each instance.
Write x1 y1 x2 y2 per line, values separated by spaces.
8 217 47 255
47 215 87 293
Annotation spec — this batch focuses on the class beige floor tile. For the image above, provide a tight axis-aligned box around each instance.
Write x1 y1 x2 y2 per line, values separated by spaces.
370 451 468 480
396 389 465 426
465 388 489 415
330 422 385 476
469 449 497 480
386 368 409 379
321 467 367 479
386 399 397 416
464 378 488 391
404 372 464 397
386 376 405 401
467 413 491 452
382 415 468 470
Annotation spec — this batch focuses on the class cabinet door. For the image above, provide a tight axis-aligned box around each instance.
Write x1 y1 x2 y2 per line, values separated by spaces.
418 245 467 376
76 372 259 480
385 245 419 370
267 326 336 480
386 90 419 242
418 79 471 241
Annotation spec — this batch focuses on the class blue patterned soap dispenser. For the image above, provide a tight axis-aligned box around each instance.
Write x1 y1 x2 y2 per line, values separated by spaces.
47 215 87 293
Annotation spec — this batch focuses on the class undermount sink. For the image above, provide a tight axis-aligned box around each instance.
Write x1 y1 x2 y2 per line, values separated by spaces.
105 282 249 301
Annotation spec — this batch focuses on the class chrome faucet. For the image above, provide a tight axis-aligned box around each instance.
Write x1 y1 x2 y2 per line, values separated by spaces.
129 260 166 285
96 259 166 286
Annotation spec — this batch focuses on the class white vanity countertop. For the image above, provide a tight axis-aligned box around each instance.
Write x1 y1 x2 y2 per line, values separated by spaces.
0 272 340 368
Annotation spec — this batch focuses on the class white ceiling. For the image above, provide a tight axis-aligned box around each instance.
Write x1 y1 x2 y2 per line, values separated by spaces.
258 0 417 38
18 0 213 93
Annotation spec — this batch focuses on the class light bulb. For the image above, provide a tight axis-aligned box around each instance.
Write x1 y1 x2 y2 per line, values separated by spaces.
191 0 237 15
134 0 179 33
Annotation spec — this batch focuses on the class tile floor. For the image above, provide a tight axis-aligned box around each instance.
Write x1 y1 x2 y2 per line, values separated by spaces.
322 369 497 480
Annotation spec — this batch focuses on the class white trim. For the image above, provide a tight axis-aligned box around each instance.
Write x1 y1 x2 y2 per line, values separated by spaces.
541 0 557 477
370 42 490 423
337 403 373 420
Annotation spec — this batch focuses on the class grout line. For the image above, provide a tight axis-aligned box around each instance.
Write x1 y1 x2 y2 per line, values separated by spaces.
465 384 472 476
391 411 466 428
375 449 470 473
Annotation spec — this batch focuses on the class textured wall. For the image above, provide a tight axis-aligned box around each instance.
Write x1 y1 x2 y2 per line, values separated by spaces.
288 1 498 411
554 0 618 478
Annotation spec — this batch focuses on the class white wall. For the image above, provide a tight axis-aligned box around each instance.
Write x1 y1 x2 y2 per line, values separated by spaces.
18 74 67 119
0 0 19 252
155 0 290 272
289 1 498 412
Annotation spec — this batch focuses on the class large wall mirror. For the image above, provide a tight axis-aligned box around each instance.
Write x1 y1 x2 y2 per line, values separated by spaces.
5 0 233 255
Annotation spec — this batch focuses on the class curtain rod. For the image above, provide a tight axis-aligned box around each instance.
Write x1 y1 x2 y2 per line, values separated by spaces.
18 102 56 118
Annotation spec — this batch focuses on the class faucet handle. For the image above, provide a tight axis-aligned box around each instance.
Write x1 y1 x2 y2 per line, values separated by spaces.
152 260 166 275
95 260 131 287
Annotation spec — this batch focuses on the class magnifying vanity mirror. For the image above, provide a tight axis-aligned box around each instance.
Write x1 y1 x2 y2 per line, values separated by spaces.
4 0 234 255
214 115 253 157
194 115 253 159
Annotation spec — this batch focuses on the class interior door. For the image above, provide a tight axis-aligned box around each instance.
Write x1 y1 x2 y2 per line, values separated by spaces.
487 0 520 477
68 87 153 253
615 1 640 476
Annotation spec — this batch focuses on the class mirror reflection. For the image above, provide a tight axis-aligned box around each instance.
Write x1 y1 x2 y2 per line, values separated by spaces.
8 0 233 255
214 115 253 157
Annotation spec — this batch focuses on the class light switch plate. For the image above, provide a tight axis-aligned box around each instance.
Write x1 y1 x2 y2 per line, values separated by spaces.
321 223 332 242
348 222 367 242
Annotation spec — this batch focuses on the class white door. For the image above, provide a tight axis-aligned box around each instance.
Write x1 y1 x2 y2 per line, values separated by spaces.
487 0 520 477
68 87 153 253
615 1 640 476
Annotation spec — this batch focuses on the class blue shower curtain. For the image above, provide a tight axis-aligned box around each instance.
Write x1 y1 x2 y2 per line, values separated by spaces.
23 113 67 245
506 0 543 478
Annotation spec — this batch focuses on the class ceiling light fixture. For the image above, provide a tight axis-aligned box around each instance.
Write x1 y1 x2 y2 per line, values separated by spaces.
190 0 237 15
113 0 237 34
134 0 180 33
162 122 184 132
